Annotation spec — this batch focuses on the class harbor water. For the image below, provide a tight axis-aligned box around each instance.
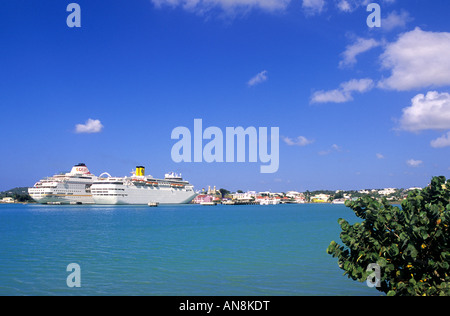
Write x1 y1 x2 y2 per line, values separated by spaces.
0 203 380 296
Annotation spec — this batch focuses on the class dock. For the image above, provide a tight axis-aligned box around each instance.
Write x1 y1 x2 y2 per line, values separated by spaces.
200 201 217 206
223 200 259 205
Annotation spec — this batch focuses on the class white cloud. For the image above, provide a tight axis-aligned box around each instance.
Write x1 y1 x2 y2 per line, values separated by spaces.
331 144 341 151
340 78 374 93
151 0 395 17
247 70 268 86
311 78 374 103
311 89 349 104
382 10 412 32
339 37 381 68
376 153 385 159
336 0 352 12
336 0 369 13
406 159 423 167
282 136 314 146
378 28 450 91
431 132 450 148
399 91 450 132
75 119 104 134
302 0 325 15
319 144 342 155
336 0 395 13
151 0 291 15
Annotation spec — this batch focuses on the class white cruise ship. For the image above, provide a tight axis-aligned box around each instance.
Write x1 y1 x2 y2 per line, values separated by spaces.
91 166 197 205
28 163 97 204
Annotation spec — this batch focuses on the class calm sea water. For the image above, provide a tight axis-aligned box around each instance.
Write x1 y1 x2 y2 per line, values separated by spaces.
0 203 380 296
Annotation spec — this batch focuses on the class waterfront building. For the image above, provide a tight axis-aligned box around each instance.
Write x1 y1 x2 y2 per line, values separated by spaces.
192 194 214 204
378 188 397 196
311 193 330 203
1 197 15 203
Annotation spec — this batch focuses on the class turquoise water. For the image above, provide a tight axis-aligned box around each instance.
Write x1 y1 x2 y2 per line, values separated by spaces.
0 203 379 296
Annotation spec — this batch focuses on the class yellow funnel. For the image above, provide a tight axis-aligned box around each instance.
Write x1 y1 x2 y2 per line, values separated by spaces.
136 166 145 176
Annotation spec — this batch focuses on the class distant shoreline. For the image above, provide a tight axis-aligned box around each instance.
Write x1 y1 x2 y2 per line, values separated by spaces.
0 200 405 206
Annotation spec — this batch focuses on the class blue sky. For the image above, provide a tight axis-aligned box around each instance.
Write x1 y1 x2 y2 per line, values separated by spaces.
1 0 450 192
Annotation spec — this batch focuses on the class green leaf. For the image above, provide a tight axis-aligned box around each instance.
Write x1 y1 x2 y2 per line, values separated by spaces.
440 261 449 269
326 242 335 254
389 244 399 256
406 244 418 259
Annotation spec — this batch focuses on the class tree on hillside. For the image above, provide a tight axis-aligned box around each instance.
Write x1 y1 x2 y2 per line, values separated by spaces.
327 176 450 296
334 191 344 200
219 188 230 198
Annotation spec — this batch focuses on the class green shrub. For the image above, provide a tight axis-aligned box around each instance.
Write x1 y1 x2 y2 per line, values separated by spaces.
327 176 450 296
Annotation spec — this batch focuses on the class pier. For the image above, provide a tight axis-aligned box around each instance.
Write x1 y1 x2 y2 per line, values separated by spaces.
222 200 259 205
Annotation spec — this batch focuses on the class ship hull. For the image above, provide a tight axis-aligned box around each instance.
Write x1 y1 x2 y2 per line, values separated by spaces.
29 194 95 205
92 184 197 205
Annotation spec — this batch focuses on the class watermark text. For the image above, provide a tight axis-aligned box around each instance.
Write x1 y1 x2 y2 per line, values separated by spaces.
171 119 279 173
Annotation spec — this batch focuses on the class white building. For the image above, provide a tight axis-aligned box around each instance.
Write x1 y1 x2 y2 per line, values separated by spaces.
207 186 220 195
286 191 302 198
407 187 422 191
232 191 257 200
311 193 330 202
378 188 397 196
257 191 284 198
1 197 14 203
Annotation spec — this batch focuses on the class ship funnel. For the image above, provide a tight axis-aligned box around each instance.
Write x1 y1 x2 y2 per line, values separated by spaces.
136 166 145 176
70 163 90 175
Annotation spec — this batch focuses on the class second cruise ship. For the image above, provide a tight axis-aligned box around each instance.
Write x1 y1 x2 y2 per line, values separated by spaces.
91 166 197 205
28 163 97 204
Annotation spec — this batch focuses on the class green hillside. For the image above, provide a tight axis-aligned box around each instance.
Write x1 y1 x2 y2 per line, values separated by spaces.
0 187 34 202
